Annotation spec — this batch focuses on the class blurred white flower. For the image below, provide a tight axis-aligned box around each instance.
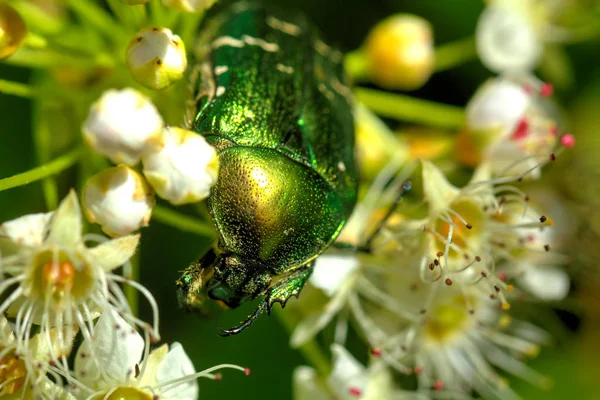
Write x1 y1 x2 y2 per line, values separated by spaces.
460 75 562 178
73 309 246 399
476 0 541 73
83 165 155 237
142 127 219 205
0 191 159 359
294 345 429 400
126 27 187 90
363 14 435 90
162 0 216 12
83 88 164 166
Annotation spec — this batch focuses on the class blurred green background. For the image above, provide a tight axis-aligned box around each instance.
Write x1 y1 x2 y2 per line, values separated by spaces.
1 0 600 399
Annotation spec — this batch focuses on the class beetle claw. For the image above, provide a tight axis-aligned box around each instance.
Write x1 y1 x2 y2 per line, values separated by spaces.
218 299 267 336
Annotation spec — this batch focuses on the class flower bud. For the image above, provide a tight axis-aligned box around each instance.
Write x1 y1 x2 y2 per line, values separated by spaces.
364 14 434 90
126 27 187 90
83 88 164 166
458 75 558 178
476 0 541 73
161 0 216 12
142 127 218 205
83 165 155 237
0 4 27 59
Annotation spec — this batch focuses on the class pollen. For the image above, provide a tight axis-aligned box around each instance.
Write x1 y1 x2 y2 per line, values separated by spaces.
42 261 76 292
0 352 27 395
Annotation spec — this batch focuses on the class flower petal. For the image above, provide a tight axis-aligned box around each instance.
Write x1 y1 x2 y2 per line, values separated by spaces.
293 366 329 400
74 309 144 389
47 191 83 246
87 234 140 271
290 287 353 348
518 266 570 301
138 343 168 387
422 160 459 217
310 254 359 297
0 212 52 254
327 344 368 400
156 342 198 400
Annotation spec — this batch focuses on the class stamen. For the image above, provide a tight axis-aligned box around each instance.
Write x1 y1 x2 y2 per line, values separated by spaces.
560 134 575 148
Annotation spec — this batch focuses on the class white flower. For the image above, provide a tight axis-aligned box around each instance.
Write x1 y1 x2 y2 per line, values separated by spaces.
83 88 164 166
0 191 159 358
460 75 560 178
83 165 155 237
0 4 27 59
476 0 541 73
294 345 424 400
364 14 434 90
142 127 219 205
73 309 246 399
0 316 77 399
161 0 216 12
126 27 187 90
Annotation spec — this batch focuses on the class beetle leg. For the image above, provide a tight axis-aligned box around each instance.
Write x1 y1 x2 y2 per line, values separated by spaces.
265 261 314 314
218 300 268 337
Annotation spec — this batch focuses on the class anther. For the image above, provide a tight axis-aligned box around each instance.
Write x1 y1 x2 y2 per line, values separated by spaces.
481 271 488 278
544 244 551 252
244 368 251 376
349 387 362 397
436 251 443 257
433 379 444 391
445 278 452 286
215 373 222 381
494 285 500 293
370 347 382 357
465 223 473 229
475 256 482 262
540 83 554 97
434 259 439 266
513 118 529 139
549 153 556 162
561 133 575 148
539 216 547 223
428 263 435 270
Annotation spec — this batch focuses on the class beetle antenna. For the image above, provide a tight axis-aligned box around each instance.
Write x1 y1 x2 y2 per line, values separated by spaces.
362 180 412 250
218 300 268 337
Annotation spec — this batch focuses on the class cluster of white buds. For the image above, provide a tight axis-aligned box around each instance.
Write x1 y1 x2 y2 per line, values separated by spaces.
82 88 219 236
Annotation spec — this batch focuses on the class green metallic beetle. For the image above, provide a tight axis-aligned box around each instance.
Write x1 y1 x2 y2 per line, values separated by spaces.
176 1 357 335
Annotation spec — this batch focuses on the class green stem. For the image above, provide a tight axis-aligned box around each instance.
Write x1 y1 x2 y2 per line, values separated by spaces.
0 79 41 98
125 251 141 316
354 87 465 129
178 11 205 47
344 49 370 82
106 0 147 30
0 147 84 192
150 0 167 26
24 33 48 49
33 102 58 210
152 205 215 237
434 36 477 72
4 47 114 70
275 309 332 377
64 0 128 43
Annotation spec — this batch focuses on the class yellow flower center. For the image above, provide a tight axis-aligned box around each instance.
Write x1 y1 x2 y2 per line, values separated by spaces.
95 387 152 400
29 249 95 307
0 350 27 395
424 295 474 344
433 199 485 267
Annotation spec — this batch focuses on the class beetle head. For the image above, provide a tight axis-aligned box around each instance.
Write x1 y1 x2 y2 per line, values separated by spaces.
207 254 272 309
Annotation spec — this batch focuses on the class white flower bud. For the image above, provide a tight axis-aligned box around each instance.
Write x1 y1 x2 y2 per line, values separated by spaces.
83 88 164 166
476 0 541 73
364 14 434 90
126 27 187 90
83 165 155 237
142 127 218 205
161 0 216 12
0 4 27 59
